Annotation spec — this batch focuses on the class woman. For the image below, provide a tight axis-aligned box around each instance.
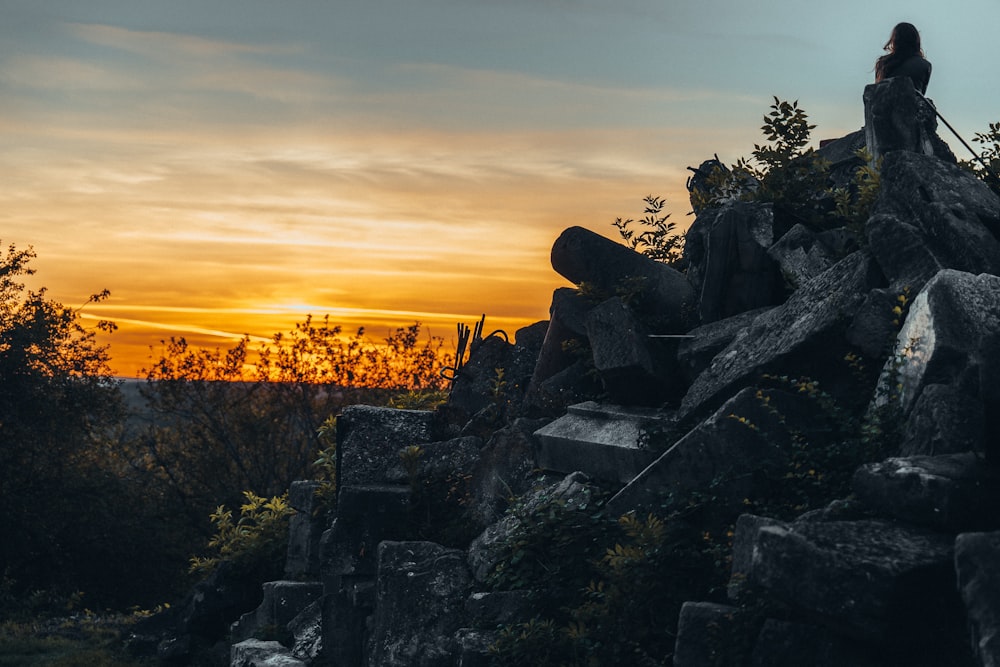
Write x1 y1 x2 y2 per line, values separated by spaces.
875 22 932 94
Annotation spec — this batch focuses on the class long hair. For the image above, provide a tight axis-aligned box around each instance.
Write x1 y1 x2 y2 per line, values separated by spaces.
875 22 924 82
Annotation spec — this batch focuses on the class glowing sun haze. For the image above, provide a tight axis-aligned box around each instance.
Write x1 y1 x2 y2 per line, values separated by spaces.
3 0 999 377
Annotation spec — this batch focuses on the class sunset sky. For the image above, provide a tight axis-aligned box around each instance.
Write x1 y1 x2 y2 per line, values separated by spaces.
4 0 1000 377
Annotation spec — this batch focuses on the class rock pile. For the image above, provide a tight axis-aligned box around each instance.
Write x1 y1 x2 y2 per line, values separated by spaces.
160 77 1000 666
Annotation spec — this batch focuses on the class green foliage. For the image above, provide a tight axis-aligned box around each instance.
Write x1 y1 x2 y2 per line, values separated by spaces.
0 611 157 666
612 195 686 266
688 97 840 226
832 148 882 236
960 120 1000 195
0 243 179 614
312 416 338 514
188 491 293 577
487 486 727 666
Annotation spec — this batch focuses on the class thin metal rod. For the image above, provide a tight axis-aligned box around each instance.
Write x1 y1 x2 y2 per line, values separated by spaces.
921 93 1000 184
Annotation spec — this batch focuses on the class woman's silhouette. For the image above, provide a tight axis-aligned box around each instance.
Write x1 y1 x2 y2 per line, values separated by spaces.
875 22 932 94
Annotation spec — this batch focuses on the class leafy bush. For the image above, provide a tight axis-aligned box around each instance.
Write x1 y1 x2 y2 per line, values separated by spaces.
188 491 293 578
960 120 1000 195
612 195 686 267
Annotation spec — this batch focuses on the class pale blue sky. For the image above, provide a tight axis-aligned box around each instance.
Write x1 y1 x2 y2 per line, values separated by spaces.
2 0 998 374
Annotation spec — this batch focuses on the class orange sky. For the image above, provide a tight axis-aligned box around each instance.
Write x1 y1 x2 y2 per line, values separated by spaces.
5 2 998 378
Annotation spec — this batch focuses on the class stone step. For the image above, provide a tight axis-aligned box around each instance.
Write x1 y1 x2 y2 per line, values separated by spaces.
533 401 675 483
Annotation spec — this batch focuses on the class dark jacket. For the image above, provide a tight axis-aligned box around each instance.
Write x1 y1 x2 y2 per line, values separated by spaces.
883 54 932 94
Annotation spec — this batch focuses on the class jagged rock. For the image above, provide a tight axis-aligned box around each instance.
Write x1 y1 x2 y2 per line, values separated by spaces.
863 77 957 164
749 519 963 656
523 358 602 418
676 307 772 383
867 151 1000 290
287 600 322 662
467 472 594 582
464 590 536 627
367 541 471 667
901 384 986 456
321 486 412 582
453 628 495 667
981 332 1000 462
467 418 549 528
748 618 882 667
550 225 695 332
337 405 434 488
853 453 1000 532
448 334 515 421
955 530 1000 667
845 287 902 361
319 584 370 667
679 250 882 422
766 223 837 290
230 639 305 667
608 386 836 516
684 201 785 323
231 581 324 644
284 481 324 579
728 513 783 601
816 128 868 190
527 288 592 391
672 602 747 667
879 269 1000 415
585 296 678 404
533 402 671 484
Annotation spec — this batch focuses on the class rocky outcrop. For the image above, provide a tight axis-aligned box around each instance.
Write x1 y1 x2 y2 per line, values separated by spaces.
192 75 1000 667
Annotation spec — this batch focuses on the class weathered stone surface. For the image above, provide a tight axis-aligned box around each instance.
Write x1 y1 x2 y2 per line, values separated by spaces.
527 288 593 392
448 335 515 421
523 359 602 418
337 405 434 488
878 270 1000 415
464 590 536 626
955 530 1000 667
467 472 594 582
901 384 986 456
319 584 370 667
863 77 956 164
672 602 747 667
284 481 324 579
533 402 671 484
367 541 471 667
467 418 549 528
853 454 1000 532
728 513 783 601
320 487 411 584
845 287 901 360
679 250 882 421
982 332 1000 462
608 386 830 516
767 223 837 290
868 151 1000 289
231 581 324 644
287 600 323 662
585 296 675 405
748 618 882 667
676 307 772 383
231 639 305 667
750 519 958 644
550 225 695 332
684 202 785 323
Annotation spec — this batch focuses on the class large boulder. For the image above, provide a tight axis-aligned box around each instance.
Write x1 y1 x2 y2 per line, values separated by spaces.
863 77 956 164
748 519 965 661
676 307 773 383
585 296 680 404
283 480 324 579
684 201 785 323
550 225 695 332
672 602 747 667
336 405 434 488
231 581 324 644
955 530 1000 667
878 269 1000 415
367 541 471 667
679 250 882 421
607 386 831 516
867 151 1000 290
852 453 1000 532
533 401 671 484
900 384 986 457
